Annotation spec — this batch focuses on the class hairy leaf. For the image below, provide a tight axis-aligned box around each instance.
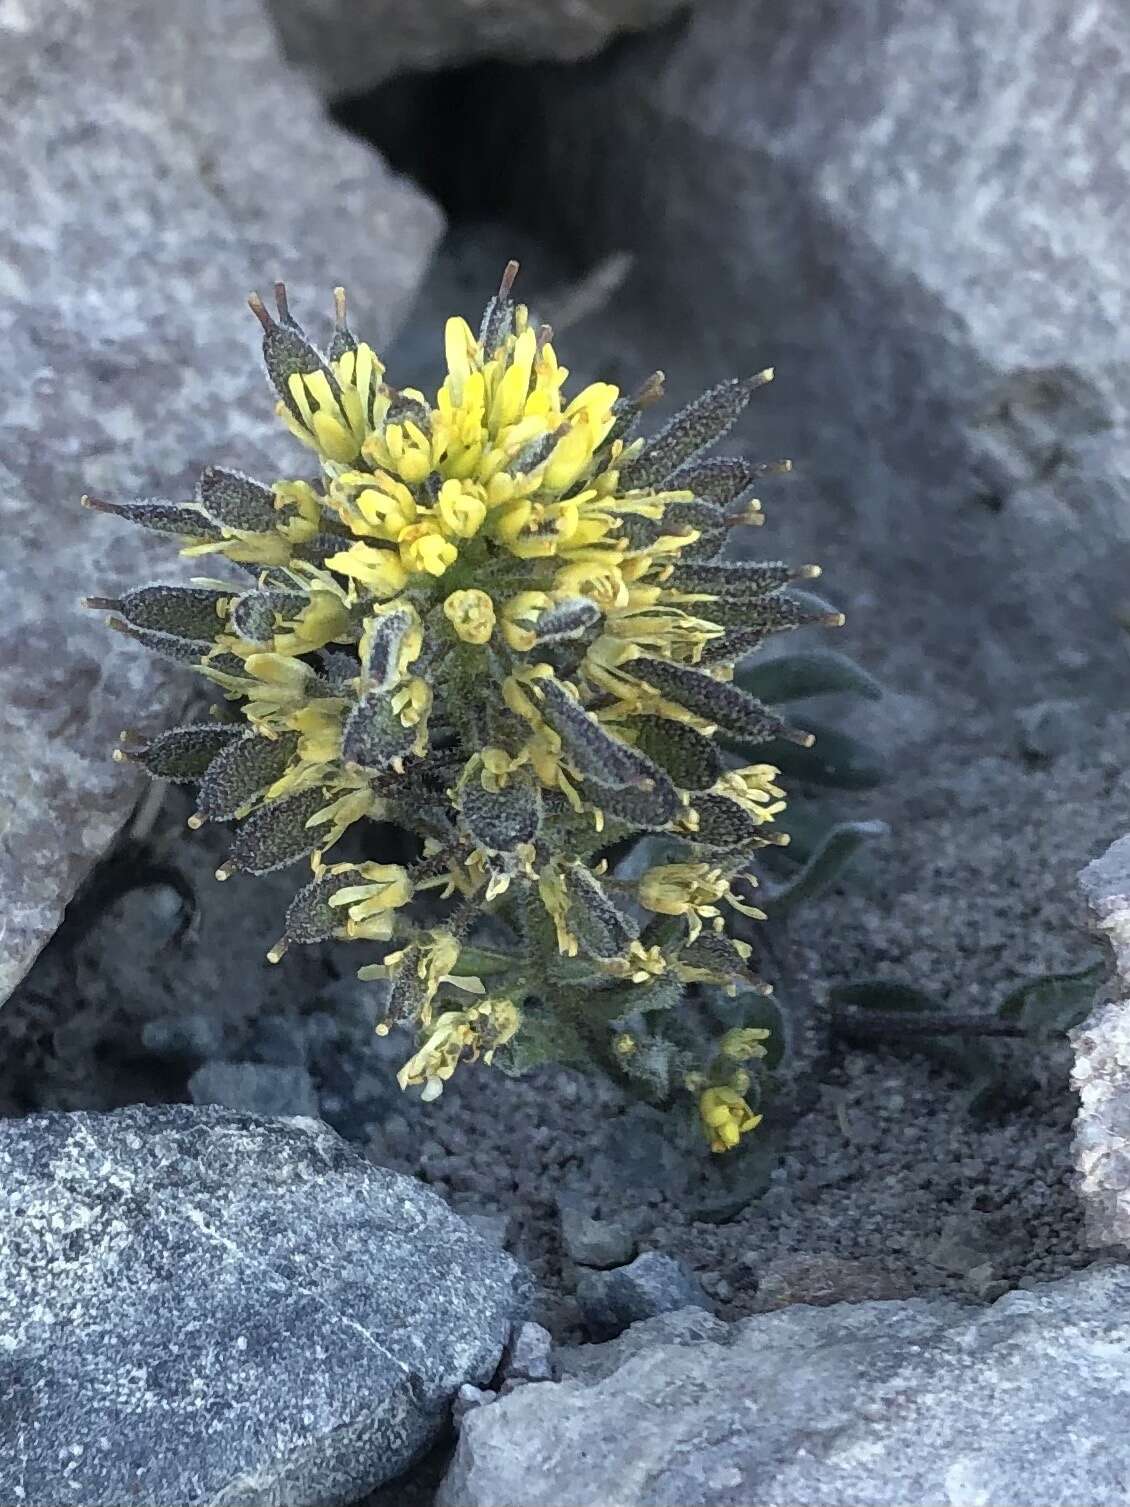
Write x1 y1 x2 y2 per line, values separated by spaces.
630 715 722 790
195 731 300 822
197 467 278 533
619 372 772 490
123 723 241 782
218 785 327 877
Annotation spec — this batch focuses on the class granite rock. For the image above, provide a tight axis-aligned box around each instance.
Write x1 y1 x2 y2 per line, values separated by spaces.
269 0 691 100
0 0 440 1005
559 1206 637 1269
442 1266 1130 1506
1073 836 1130 1249
0 1104 525 1506
575 1250 709 1339
467 0 1130 715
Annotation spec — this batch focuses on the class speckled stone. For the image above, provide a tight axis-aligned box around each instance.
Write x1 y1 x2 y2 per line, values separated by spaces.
442 1267 1130 1507
0 0 441 1003
268 0 690 99
0 1105 526 1506
1073 835 1130 1249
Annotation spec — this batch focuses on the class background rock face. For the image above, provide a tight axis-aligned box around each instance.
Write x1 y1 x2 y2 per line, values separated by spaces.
0 0 441 1004
443 0 1130 717
442 1266 1130 1507
0 1105 526 1506
269 0 690 99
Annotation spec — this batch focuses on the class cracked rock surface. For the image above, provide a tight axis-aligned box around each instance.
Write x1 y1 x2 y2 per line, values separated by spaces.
441 1266 1130 1507
0 0 440 1005
0 1105 526 1505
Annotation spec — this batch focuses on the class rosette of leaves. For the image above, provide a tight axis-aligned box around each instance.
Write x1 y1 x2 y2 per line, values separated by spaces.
84 262 848 1152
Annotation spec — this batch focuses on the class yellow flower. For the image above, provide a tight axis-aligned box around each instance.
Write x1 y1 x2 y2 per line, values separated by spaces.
396 996 521 1101
537 867 578 956
500 591 553 651
713 765 787 823
328 861 414 938
324 541 409 598
399 522 458 577
719 1027 771 1062
444 589 496 645
437 479 488 539
351 481 418 540
699 1086 762 1153
639 863 765 941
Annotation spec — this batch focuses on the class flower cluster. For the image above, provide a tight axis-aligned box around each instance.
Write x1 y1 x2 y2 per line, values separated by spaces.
85 264 842 1151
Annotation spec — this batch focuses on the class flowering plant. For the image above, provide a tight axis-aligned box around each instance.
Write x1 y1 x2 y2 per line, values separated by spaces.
85 264 841 1150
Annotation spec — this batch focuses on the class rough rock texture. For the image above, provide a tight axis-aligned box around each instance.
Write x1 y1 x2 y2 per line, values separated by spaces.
0 1105 525 1506
1073 835 1130 1249
576 1251 710 1338
460 0 1130 718
0 0 440 1004
1079 835 1130 983
269 0 691 100
442 1265 1130 1507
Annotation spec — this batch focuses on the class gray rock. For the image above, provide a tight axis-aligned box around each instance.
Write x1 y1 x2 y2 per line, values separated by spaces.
0 1105 526 1506
1079 834 1130 983
1073 1001 1130 1250
464 1211 515 1250
453 1385 498 1429
0 0 440 1005
500 1321 555 1385
1074 835 1130 1249
440 1265 1130 1507
560 1206 637 1269
576 1251 710 1339
475 0 1130 717
188 1060 322 1119
269 0 690 99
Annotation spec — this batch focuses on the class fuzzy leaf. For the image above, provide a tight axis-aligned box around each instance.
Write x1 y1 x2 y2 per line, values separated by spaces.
666 455 787 504
688 793 763 851
197 468 278 533
98 585 230 641
587 769 681 828
632 659 804 745
665 560 803 597
461 778 542 851
494 1006 592 1076
736 650 884 705
219 785 327 877
107 621 213 663
629 715 721 790
196 731 300 822
281 870 358 946
125 723 241 782
764 820 887 915
619 373 772 490
363 606 416 692
82 495 221 540
539 679 662 790
530 597 602 645
566 865 639 961
230 592 279 646
996 959 1106 1037
341 692 414 772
